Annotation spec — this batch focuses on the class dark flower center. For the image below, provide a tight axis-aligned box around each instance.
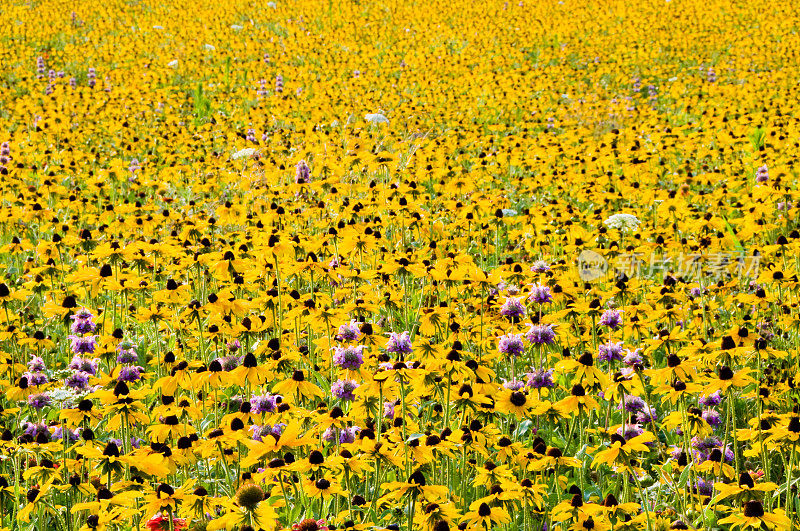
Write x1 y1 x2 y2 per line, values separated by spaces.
743 500 765 518
509 391 527 406
235 484 264 508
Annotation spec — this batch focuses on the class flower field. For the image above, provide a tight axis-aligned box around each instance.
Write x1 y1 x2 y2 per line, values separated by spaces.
1 0 800 529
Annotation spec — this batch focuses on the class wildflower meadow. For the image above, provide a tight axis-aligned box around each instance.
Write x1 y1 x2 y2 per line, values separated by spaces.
1 0 799 530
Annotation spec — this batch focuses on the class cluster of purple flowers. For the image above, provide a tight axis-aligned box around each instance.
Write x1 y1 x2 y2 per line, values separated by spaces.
250 393 282 414
497 333 525 357
386 331 413 355
27 392 51 410
23 421 50 442
333 345 365 370
0 142 10 175
528 284 552 304
24 355 48 387
323 425 360 444
331 379 359 401
502 379 525 391
691 436 734 464
525 369 556 389
755 165 769 184
336 320 361 342
295 160 311 184
114 339 144 383
599 309 622 329
618 395 658 424
250 423 285 442
697 391 723 429
68 309 98 360
622 348 642 367
598 341 624 362
257 79 268 97
71 308 97 334
525 323 556 345
53 426 80 443
66 350 99 391
616 423 644 440
530 260 550 273
500 297 526 321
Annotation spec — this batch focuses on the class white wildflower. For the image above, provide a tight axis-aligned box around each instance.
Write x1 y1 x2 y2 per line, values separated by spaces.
365 113 389 124
604 213 641 231
232 148 258 160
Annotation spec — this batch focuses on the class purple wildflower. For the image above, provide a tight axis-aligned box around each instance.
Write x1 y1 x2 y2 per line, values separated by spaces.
65 371 91 390
617 424 643 440
219 355 243 371
23 371 48 386
500 297 526 321
52 426 79 442
695 478 713 497
699 391 723 408
530 261 550 273
295 160 311 184
525 324 555 345
525 369 555 389
755 165 769 184
333 346 365 370
598 341 624 362
227 339 241 353
68 355 98 375
336 320 361 342
527 284 552 304
251 393 280 414
502 379 525 391
636 404 658 424
250 424 273 442
702 410 722 429
68 335 97 355
599 309 622 329
620 395 645 413
27 356 46 372
386 331 413 355
27 393 51 409
340 426 359 444
117 366 143 382
331 379 359 401
622 349 642 367
498 333 525 357
23 422 50 440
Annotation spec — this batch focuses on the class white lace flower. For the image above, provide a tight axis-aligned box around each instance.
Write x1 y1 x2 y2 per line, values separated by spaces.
232 148 258 160
365 113 389 124
604 213 641 231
